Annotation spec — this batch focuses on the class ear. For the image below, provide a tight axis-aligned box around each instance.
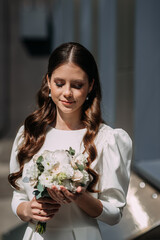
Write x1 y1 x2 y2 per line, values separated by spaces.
47 74 51 89
89 79 94 93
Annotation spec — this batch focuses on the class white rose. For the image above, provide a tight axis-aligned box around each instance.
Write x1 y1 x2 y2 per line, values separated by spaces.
42 150 55 161
41 150 59 171
73 153 88 166
53 150 71 165
59 164 74 178
72 170 84 182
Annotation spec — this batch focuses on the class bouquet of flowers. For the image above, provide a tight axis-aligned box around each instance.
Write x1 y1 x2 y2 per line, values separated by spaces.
22 147 90 234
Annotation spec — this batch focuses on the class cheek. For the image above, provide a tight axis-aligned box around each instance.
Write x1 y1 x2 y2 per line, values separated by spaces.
51 86 60 95
77 87 89 97
75 91 87 101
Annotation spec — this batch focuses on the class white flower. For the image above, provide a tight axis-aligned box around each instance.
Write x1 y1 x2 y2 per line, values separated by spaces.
41 150 59 171
23 148 90 235
32 153 40 163
56 164 74 178
70 159 77 169
23 148 90 192
23 159 39 187
72 170 84 182
81 170 90 185
52 150 71 165
61 180 75 191
39 173 53 188
72 153 88 168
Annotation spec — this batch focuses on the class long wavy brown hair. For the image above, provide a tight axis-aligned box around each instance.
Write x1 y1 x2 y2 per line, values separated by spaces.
8 42 103 192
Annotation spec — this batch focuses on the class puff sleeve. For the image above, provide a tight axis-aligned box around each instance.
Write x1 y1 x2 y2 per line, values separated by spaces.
95 126 132 225
9 126 29 217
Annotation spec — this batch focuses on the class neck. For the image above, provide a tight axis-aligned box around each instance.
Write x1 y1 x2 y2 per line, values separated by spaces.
55 109 84 130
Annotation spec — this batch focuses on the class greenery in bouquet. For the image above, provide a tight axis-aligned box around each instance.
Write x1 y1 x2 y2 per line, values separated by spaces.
22 147 90 234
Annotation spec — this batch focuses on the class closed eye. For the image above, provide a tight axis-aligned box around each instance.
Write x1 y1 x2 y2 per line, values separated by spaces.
55 83 84 89
71 84 84 89
56 83 64 87
54 78 85 89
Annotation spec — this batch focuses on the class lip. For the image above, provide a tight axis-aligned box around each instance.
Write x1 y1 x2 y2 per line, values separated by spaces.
60 100 75 105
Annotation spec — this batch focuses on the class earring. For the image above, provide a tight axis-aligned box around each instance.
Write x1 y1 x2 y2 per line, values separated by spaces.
49 89 51 97
86 96 89 101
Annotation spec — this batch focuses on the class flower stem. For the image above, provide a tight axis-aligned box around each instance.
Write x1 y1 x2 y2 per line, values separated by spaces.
35 221 46 234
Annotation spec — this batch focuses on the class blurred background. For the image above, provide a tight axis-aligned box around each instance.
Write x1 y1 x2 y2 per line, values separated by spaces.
0 0 160 239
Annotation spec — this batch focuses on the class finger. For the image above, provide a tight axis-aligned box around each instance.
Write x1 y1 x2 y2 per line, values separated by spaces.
33 208 59 217
76 186 85 193
39 203 61 210
37 197 58 204
37 199 60 209
30 199 42 209
60 187 77 201
30 200 61 211
64 198 72 203
32 214 54 223
49 186 67 204
47 188 61 203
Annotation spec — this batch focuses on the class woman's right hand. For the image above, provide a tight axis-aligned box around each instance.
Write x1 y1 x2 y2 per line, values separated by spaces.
17 197 61 223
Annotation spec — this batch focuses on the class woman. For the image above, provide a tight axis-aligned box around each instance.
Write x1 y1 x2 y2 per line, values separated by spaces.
8 42 132 240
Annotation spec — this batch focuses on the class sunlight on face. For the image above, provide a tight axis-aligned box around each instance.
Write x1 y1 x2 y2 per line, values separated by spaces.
48 62 93 118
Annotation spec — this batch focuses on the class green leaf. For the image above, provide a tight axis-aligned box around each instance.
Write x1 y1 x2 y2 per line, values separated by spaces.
41 188 50 198
36 159 44 173
37 182 44 192
37 156 43 163
68 147 75 156
33 188 47 199
33 190 40 196
81 183 85 187
36 192 43 199
76 163 84 171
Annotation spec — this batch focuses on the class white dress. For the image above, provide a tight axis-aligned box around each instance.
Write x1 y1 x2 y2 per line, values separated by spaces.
9 123 132 240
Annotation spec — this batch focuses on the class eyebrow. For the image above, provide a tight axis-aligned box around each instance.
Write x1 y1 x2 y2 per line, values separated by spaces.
53 78 65 81
53 77 86 83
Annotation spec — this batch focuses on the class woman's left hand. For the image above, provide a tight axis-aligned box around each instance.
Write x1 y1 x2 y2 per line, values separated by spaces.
48 185 103 218
47 186 85 204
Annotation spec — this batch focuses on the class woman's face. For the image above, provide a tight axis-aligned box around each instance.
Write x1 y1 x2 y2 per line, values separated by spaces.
48 62 93 118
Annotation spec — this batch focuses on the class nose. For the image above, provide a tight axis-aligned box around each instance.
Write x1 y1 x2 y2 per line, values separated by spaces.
63 85 73 98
